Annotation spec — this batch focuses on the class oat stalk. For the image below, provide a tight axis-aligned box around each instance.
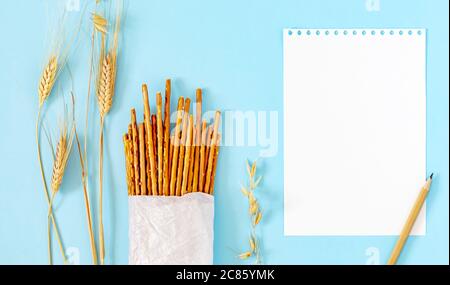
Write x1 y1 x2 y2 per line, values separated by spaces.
239 159 263 264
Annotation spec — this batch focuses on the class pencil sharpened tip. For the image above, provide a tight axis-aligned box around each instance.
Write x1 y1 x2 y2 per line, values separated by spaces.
430 173 434 180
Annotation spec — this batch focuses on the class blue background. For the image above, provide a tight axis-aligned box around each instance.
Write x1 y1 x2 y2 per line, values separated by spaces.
0 0 448 265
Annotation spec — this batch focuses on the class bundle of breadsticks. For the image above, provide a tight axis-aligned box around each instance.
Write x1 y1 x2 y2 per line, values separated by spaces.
125 79 220 265
123 79 221 197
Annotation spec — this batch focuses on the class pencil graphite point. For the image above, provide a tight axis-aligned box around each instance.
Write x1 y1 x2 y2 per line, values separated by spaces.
429 173 434 180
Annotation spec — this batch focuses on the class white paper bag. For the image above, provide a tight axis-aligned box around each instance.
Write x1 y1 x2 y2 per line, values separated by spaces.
129 192 214 265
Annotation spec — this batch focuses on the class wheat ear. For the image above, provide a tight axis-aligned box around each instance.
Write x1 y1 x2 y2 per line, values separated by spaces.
48 125 74 213
97 53 114 118
38 56 58 107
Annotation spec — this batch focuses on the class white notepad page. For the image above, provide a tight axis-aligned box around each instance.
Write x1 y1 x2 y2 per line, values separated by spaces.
284 29 426 236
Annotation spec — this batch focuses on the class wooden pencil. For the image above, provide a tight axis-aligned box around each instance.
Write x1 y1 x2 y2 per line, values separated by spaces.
138 123 147 195
162 79 171 196
387 174 434 265
198 121 207 193
204 111 221 193
156 92 164 195
130 109 140 195
170 97 184 196
142 84 157 196
181 115 193 195
176 98 191 196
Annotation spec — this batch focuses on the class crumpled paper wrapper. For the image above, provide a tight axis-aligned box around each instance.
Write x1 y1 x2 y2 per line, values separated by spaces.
129 192 214 265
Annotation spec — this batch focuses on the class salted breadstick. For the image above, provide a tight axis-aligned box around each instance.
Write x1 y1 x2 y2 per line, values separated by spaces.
151 114 158 194
205 125 214 180
123 135 131 195
187 127 196 193
142 85 157 196
176 99 191 196
198 121 207 193
144 121 151 194
204 111 221 193
126 129 136 196
181 115 193 195
131 109 140 195
209 134 221 195
138 123 147 195
195 89 202 147
169 134 174 186
151 115 157 162
156 92 164 195
192 90 202 192
170 97 185 196
162 79 171 196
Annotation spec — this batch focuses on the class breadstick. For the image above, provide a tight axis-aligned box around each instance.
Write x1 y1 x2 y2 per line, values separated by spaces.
126 135 136 195
205 125 214 179
130 109 140 195
195 89 202 147
204 111 221 193
192 89 202 192
162 79 171 196
176 98 191 196
181 115 193 195
187 127 196 193
126 130 136 196
151 114 157 162
123 135 131 195
152 114 158 193
138 123 147 195
156 92 164 195
198 121 207 193
169 134 174 186
209 134 221 195
170 97 184 196
142 85 157 195
144 122 151 193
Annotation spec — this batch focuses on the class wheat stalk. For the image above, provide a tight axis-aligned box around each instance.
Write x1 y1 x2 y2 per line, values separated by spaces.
95 3 121 264
45 120 74 263
46 122 74 264
36 56 67 264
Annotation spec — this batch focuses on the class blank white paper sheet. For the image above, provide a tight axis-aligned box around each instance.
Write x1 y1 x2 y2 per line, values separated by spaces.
283 29 426 236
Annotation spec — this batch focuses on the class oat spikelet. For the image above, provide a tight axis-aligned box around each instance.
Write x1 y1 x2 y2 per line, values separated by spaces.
51 126 74 193
97 53 114 118
38 56 58 107
239 252 252 260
